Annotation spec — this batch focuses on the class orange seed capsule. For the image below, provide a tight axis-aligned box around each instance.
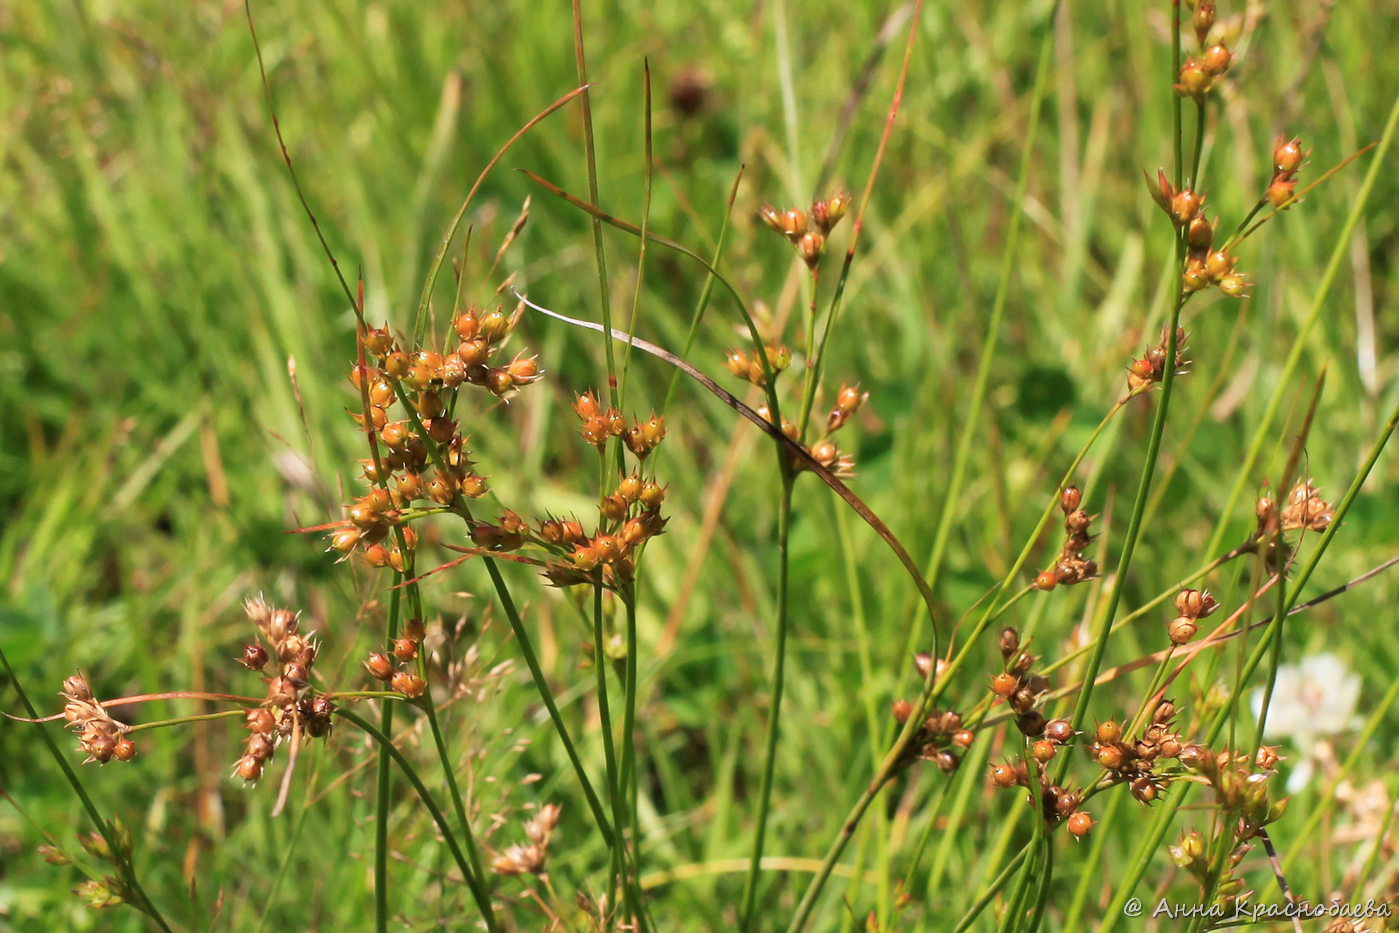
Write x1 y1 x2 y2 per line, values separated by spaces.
365 652 395 681
391 671 427 698
1200 43 1230 77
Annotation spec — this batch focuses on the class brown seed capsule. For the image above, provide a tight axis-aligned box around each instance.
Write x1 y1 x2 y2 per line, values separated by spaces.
63 673 94 701
796 231 825 269
1017 711 1047 737
999 627 1020 659
1095 720 1122 744
990 762 1020 788
639 482 666 510
1011 688 1038 716
1130 776 1159 804
364 325 394 357
1168 617 1198 645
1095 744 1125 770
391 671 427 699
1033 740 1057 763
1200 43 1230 76
365 652 395 681
1193 1 1215 44
1044 718 1074 744
891 699 913 724
1035 570 1058 591
952 729 975 749
1067 811 1094 838
477 308 511 342
602 494 629 522
1059 486 1082 515
990 672 1019 698
392 637 418 662
1169 188 1204 226
239 643 269 671
236 755 264 782
245 708 277 733
113 737 136 762
617 474 643 502
1187 215 1214 251
1273 136 1305 176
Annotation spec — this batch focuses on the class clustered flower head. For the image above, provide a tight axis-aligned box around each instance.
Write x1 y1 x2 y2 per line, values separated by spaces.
1127 325 1191 393
235 597 331 784
757 189 851 270
891 653 971 776
1174 2 1231 103
724 343 792 388
329 285 543 570
1267 134 1309 208
1247 479 1336 570
60 672 134 765
747 383 866 481
527 392 670 592
1171 744 1289 909
491 802 562 877
572 390 667 460
362 616 428 699
1034 485 1099 589
984 644 1091 836
1087 701 1191 806
987 627 1053 739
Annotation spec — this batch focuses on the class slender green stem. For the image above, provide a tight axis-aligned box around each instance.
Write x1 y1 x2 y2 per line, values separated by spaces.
1202 81 1399 560
570 0 617 412
621 595 643 924
740 476 795 931
372 582 404 933
785 772 898 933
1171 0 1183 191
901 2 1057 669
659 167 744 418
484 558 614 844
1061 272 1187 772
951 843 1032 933
336 706 495 922
0 650 174 933
420 697 496 931
592 585 629 918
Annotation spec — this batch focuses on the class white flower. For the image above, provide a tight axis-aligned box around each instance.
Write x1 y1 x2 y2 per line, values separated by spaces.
1250 652 1362 793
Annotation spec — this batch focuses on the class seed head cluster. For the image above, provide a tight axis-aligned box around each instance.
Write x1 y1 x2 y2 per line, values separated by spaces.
1035 485 1099 590
235 597 331 784
60 672 134 765
491 802 562 877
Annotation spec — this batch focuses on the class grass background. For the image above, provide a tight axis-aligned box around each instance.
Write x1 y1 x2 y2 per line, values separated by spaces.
3 0 1399 929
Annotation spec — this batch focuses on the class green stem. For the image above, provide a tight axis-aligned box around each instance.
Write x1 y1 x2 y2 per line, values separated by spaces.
1061 278 1187 771
621 594 644 925
950 843 1032 933
421 697 496 931
336 706 495 922
740 476 795 931
0 650 174 933
570 0 617 412
592 585 630 919
901 2 1056 671
372 582 404 933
